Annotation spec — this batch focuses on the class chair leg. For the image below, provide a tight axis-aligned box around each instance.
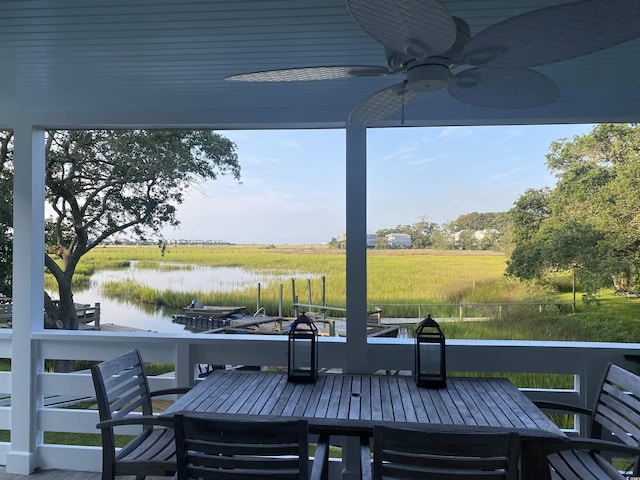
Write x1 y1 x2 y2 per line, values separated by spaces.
361 435 372 480
311 434 330 480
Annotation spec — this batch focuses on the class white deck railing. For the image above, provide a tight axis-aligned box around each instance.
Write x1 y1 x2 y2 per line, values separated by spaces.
0 330 639 473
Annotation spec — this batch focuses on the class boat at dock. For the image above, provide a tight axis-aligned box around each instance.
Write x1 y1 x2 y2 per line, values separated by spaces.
182 301 246 318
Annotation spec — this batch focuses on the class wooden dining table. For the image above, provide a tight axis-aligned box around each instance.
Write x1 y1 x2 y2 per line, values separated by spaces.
165 370 567 479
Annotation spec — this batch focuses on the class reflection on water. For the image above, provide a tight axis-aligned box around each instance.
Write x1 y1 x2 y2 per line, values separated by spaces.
69 262 317 334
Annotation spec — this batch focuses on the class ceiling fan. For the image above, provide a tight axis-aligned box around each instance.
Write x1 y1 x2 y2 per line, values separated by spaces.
226 0 640 126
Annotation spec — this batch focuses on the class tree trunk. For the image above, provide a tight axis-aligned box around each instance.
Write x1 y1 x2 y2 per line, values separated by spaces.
57 276 79 330
52 277 79 372
612 274 630 294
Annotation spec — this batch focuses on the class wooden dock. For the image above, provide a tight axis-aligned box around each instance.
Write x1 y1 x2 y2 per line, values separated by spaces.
79 322 155 332
0 300 101 329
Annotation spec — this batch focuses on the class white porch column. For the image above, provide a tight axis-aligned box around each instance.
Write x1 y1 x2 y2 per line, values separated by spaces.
345 124 368 374
343 125 368 480
6 123 45 474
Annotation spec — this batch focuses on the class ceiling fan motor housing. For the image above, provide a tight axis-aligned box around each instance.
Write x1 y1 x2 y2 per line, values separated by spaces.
407 64 452 92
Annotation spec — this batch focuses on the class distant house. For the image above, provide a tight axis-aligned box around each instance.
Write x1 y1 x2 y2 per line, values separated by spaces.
473 228 501 241
385 233 412 248
366 234 377 248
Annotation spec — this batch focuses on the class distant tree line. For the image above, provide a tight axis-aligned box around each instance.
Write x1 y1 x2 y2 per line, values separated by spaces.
328 212 510 251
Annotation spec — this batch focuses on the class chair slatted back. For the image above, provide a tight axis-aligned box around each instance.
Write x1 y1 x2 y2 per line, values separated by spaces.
592 363 640 449
91 349 154 450
174 413 309 480
373 425 520 480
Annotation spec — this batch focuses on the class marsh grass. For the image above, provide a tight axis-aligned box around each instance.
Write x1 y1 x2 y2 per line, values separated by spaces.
69 245 640 344
89 245 509 317
82 245 639 340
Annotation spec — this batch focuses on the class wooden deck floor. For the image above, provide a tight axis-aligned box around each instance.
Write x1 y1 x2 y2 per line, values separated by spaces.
0 468 168 479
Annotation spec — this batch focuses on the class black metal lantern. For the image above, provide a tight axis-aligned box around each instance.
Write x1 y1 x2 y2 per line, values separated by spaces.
287 312 319 383
415 314 446 388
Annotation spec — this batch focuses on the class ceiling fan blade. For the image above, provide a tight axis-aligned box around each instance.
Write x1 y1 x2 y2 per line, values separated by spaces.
349 82 423 126
226 65 391 82
346 0 457 59
463 0 640 68
448 67 559 108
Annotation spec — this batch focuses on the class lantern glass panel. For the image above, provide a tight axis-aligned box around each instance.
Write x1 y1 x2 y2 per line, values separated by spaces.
418 341 442 377
291 332 314 373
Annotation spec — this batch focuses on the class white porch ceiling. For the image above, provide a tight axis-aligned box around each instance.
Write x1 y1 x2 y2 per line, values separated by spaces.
0 0 638 129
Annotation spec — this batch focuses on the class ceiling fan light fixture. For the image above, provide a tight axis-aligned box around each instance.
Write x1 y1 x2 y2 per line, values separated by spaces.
407 64 452 92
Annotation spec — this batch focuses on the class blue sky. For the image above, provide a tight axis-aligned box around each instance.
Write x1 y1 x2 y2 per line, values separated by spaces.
162 124 594 244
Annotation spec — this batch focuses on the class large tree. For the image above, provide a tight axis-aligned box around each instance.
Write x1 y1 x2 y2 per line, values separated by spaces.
507 123 640 295
43 129 240 329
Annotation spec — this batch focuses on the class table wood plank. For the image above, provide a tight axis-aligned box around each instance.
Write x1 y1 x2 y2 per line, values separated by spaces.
336 376 351 420
254 374 288 415
360 376 371 421
468 379 504 426
369 376 382 421
198 372 247 413
217 372 259 413
387 377 405 422
237 373 275 414
295 378 324 417
271 380 297 415
435 383 465 424
494 379 559 433
398 378 417 423
379 376 394 421
428 386 456 424
313 375 334 418
406 381 429 423
236 372 269 414
449 379 489 426
349 376 361 420
483 379 528 429
325 376 342 419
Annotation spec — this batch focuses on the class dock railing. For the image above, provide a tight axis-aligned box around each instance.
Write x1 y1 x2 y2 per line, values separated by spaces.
371 302 574 321
0 330 638 475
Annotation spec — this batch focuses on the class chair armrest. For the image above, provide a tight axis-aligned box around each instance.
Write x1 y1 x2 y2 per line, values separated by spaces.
558 437 640 458
545 436 640 460
360 436 372 480
150 387 191 397
310 434 329 480
96 415 173 430
533 401 591 416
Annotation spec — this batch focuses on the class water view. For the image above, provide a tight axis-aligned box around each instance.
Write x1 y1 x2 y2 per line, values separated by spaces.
69 262 318 333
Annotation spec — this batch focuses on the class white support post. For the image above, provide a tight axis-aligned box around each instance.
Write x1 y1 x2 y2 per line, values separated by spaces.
175 342 193 387
6 124 45 474
345 124 368 375
343 125 368 480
